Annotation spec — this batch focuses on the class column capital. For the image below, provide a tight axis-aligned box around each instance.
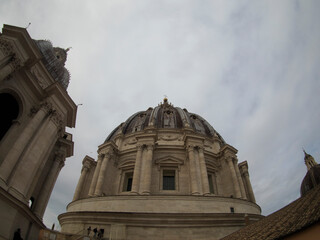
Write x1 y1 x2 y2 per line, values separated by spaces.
242 171 249 177
225 155 234 163
136 144 143 151
54 151 66 169
146 144 154 151
187 145 195 152
197 146 205 152
97 153 104 161
29 101 53 117
82 161 91 170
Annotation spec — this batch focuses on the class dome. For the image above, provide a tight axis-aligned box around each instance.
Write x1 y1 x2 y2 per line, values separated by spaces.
300 151 320 196
60 98 261 239
105 98 226 143
34 40 70 89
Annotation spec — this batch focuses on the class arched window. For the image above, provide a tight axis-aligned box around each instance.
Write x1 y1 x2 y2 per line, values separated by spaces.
29 197 35 209
0 93 19 141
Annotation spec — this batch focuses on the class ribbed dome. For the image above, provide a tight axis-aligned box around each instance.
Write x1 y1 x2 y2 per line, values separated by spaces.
34 40 70 89
105 98 225 143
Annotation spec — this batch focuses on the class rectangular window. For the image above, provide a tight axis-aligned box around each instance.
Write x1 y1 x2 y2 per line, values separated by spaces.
163 170 175 190
208 174 214 194
123 172 133 192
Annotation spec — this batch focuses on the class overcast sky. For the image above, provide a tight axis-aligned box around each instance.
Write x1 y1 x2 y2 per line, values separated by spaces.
1 0 320 230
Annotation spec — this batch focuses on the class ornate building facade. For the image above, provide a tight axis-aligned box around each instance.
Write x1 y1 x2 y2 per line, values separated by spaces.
0 25 76 240
59 98 261 240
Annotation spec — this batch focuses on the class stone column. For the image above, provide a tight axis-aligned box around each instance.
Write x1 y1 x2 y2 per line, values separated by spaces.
198 147 210 195
242 170 256 203
141 144 154 195
131 145 143 194
226 156 241 198
0 104 48 182
33 152 65 219
94 152 112 196
88 154 103 196
9 108 61 197
73 162 90 201
234 161 247 199
188 146 200 195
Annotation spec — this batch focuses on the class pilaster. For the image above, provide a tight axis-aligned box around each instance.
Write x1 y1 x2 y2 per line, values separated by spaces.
73 159 91 201
88 154 103 196
198 146 210 195
188 145 200 195
131 145 143 194
140 144 154 195
94 151 113 196
225 156 241 198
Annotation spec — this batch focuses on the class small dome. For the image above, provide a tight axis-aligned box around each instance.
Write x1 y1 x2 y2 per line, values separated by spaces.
300 164 320 196
34 40 70 89
300 151 320 196
105 99 225 143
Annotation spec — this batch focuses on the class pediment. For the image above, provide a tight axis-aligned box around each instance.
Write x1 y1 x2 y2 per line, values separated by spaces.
155 156 184 168
206 160 220 172
118 158 135 170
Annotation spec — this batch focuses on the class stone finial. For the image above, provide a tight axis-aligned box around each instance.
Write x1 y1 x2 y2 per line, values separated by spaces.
303 149 317 170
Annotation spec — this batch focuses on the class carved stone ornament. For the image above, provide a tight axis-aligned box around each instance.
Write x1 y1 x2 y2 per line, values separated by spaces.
0 39 22 70
29 101 52 117
125 137 138 146
10 54 21 70
50 111 64 129
158 135 183 141
30 65 48 88
41 101 54 114
0 38 14 56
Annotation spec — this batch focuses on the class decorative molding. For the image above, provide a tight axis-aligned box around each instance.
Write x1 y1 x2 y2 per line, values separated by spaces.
158 134 183 141
118 158 135 170
206 160 221 172
125 137 138 146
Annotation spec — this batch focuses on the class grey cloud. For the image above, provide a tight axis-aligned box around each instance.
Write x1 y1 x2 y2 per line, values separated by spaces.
1 0 319 225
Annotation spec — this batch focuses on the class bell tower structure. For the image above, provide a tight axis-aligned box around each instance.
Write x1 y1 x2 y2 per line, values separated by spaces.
0 25 77 240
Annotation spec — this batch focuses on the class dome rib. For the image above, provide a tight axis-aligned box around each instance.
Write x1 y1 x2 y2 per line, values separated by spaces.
104 101 225 143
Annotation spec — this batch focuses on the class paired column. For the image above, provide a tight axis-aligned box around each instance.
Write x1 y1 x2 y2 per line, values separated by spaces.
188 146 200 195
94 152 112 196
73 162 91 201
0 104 48 183
226 156 242 198
88 154 103 196
131 145 143 194
234 161 247 199
242 170 256 203
140 145 154 195
33 152 65 219
198 147 210 195
9 106 61 197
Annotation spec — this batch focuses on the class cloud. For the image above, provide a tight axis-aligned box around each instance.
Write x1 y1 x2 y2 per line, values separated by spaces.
1 0 320 226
